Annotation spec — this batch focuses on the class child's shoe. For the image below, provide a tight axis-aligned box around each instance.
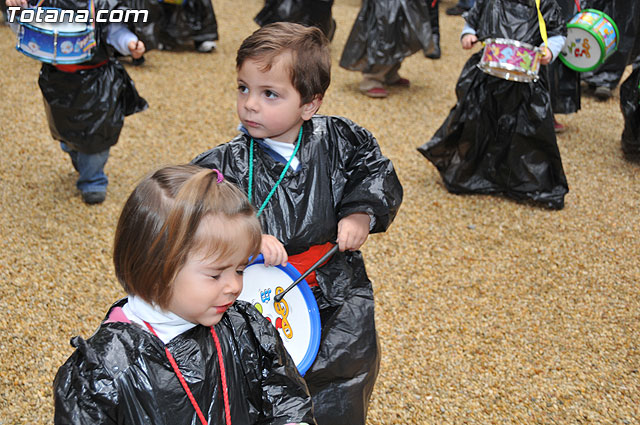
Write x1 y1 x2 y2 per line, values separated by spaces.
425 35 441 59
594 86 612 101
384 75 411 87
132 55 145 66
553 118 567 133
195 40 217 53
82 191 106 204
363 87 389 98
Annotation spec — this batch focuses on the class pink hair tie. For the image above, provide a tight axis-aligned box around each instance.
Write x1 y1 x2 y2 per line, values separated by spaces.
212 169 224 183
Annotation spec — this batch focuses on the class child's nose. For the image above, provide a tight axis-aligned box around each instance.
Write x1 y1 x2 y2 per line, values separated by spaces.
244 94 259 111
225 273 243 297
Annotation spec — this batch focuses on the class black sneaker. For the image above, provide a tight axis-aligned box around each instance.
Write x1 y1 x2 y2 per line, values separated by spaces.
132 55 145 66
82 191 106 204
594 86 612 101
446 5 469 15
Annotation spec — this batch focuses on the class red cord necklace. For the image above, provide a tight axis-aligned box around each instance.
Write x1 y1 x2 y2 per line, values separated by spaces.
144 322 232 425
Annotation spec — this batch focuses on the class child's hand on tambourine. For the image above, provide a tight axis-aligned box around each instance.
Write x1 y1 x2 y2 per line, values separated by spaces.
461 34 478 50
540 46 552 65
5 0 28 8
260 234 288 267
128 40 145 59
337 213 370 252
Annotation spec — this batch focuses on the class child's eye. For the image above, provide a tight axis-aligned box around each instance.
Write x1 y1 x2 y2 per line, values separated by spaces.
236 268 245 276
210 274 221 280
264 90 278 99
238 85 248 94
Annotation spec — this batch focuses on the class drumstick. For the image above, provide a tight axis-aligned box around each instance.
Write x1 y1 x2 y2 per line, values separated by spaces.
274 244 339 303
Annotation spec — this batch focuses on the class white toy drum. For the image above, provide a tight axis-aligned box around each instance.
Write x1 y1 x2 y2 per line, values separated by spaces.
239 256 321 375
16 8 95 64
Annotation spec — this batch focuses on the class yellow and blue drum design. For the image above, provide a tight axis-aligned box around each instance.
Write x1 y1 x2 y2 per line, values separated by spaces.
239 255 321 376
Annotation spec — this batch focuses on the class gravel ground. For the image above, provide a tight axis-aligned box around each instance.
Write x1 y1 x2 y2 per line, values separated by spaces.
1 0 639 423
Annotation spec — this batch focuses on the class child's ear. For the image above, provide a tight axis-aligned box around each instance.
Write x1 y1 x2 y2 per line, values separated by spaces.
301 95 323 120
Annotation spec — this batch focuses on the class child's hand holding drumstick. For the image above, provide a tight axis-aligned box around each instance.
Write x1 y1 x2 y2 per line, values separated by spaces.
461 34 479 50
128 40 145 59
540 46 552 65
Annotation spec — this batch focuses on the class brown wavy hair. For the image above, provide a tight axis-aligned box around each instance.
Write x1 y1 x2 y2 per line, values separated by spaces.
236 22 331 104
113 165 262 309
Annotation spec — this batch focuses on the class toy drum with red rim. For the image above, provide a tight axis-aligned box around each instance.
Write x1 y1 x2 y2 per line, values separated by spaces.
478 38 542 83
239 255 321 376
560 9 618 72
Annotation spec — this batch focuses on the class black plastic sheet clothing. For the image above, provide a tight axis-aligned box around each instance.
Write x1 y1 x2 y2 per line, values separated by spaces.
418 0 569 209
620 57 640 157
339 0 432 73
156 0 218 48
54 299 316 425
192 115 403 425
36 0 148 154
582 0 640 89
124 0 164 50
549 0 580 114
255 0 335 40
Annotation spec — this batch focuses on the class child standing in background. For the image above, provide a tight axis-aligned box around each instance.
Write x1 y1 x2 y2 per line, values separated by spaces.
339 0 434 98
418 0 569 209
8 0 147 204
54 164 316 424
192 22 403 425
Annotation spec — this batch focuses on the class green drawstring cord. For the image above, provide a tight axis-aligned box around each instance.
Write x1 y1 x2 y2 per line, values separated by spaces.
248 126 303 217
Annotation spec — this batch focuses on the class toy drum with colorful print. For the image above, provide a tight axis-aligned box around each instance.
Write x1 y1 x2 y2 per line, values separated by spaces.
560 9 618 72
239 256 321 375
16 8 96 64
478 38 542 83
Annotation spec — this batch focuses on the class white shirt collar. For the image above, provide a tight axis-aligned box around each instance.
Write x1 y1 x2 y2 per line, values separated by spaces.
122 295 197 344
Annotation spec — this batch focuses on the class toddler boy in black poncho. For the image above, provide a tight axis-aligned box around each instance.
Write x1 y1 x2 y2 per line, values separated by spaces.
192 22 403 425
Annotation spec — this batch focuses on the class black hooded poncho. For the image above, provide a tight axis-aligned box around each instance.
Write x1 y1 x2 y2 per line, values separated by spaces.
620 57 640 159
417 0 569 210
582 0 640 90
339 0 432 73
255 0 335 40
192 115 403 425
37 0 148 155
54 299 316 425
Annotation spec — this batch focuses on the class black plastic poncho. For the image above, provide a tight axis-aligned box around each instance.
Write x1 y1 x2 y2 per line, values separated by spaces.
548 0 581 114
581 0 640 89
620 57 640 158
339 0 432 73
156 0 218 49
37 0 148 154
125 0 164 50
417 0 569 210
192 115 403 425
255 0 335 40
54 299 316 425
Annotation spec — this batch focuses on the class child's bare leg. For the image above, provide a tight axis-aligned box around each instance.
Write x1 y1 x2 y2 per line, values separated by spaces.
359 65 392 98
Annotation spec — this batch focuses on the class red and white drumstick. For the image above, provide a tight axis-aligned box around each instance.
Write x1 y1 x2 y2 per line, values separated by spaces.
273 244 339 303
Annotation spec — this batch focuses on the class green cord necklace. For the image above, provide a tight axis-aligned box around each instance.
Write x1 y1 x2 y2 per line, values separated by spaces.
248 126 303 217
